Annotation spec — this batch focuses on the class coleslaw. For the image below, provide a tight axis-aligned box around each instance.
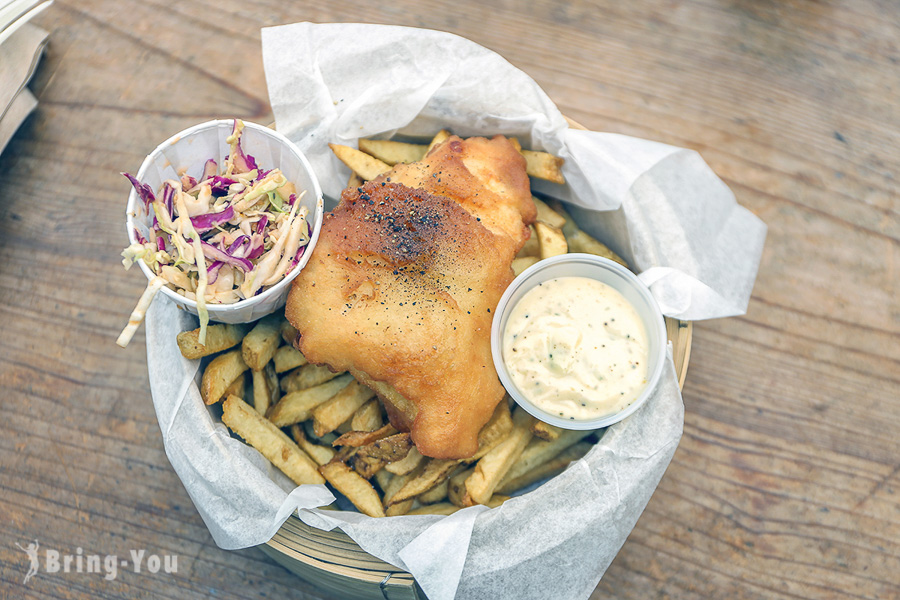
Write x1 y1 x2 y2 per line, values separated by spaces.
117 119 311 348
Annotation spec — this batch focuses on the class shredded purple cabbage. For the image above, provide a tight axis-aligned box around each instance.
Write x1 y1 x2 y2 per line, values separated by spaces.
230 119 259 173
134 229 147 245
246 240 265 261
190 205 234 234
227 235 251 257
200 240 253 272
201 159 217 182
157 236 166 252
287 244 307 274
124 173 155 211
207 261 223 284
181 175 198 191
210 176 237 196
160 182 176 220
286 222 313 273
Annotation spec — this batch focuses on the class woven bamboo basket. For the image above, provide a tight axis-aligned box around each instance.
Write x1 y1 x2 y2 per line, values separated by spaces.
259 120 694 599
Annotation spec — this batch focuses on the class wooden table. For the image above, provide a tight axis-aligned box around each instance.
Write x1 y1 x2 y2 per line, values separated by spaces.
1 1 897 598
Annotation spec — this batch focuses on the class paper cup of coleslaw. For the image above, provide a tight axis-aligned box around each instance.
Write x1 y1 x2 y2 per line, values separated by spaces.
124 119 324 324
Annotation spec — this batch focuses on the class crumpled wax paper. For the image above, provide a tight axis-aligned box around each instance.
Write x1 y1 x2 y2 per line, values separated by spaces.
142 22 766 600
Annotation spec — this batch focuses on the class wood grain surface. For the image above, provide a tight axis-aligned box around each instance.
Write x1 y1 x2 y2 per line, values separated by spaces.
1 1 897 599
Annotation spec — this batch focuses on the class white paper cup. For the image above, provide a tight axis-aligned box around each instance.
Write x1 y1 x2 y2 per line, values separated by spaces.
491 253 668 429
124 120 324 324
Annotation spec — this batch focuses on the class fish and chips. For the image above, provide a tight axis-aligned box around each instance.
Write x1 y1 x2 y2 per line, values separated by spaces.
177 130 625 515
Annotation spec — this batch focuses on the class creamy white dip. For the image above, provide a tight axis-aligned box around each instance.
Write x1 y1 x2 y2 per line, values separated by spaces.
502 276 649 421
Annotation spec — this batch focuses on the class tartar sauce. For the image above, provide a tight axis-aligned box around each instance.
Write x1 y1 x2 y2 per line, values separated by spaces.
502 276 649 421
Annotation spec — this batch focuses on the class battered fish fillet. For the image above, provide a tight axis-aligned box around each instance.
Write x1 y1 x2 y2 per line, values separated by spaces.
286 136 535 459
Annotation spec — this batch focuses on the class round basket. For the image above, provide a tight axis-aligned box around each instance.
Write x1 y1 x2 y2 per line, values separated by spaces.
258 121 693 599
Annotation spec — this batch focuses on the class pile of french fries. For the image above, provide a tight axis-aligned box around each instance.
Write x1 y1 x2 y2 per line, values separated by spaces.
178 315 602 518
329 129 567 188
174 135 630 518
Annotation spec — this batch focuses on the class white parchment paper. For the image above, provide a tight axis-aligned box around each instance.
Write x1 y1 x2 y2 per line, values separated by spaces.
142 22 766 600
261 23 766 321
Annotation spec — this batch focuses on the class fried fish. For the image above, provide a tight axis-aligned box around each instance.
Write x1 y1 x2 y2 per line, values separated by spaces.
286 135 535 459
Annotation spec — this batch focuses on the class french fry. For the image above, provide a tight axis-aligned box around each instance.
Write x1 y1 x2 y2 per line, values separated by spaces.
351 454 386 480
303 420 339 447
425 129 451 154
463 407 534 506
498 429 595 489
356 433 413 463
290 425 336 466
350 398 383 432
386 500 413 516
281 364 345 394
382 471 412 505
532 420 562 441
567 229 628 267
387 459 460 507
373 468 393 495
312 380 377 436
333 423 397 448
347 171 363 188
516 225 540 258
512 256 539 276
251 363 279 415
223 372 248 402
468 400 514 462
177 323 250 360
497 442 594 494
407 502 459 516
221 395 324 486
384 446 424 476
531 196 566 228
549 199 629 268
319 462 385 518
264 361 281 407
534 221 568 259
350 432 409 479
273 345 307 373
280 321 299 346
372 474 410 515
333 442 358 464
357 136 565 184
241 314 283 371
329 143 391 181
201 349 249 405
417 478 449 505
448 466 474 507
377 470 414 516
383 468 414 517
267 374 354 427
521 149 565 184
486 494 511 508
358 138 427 165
